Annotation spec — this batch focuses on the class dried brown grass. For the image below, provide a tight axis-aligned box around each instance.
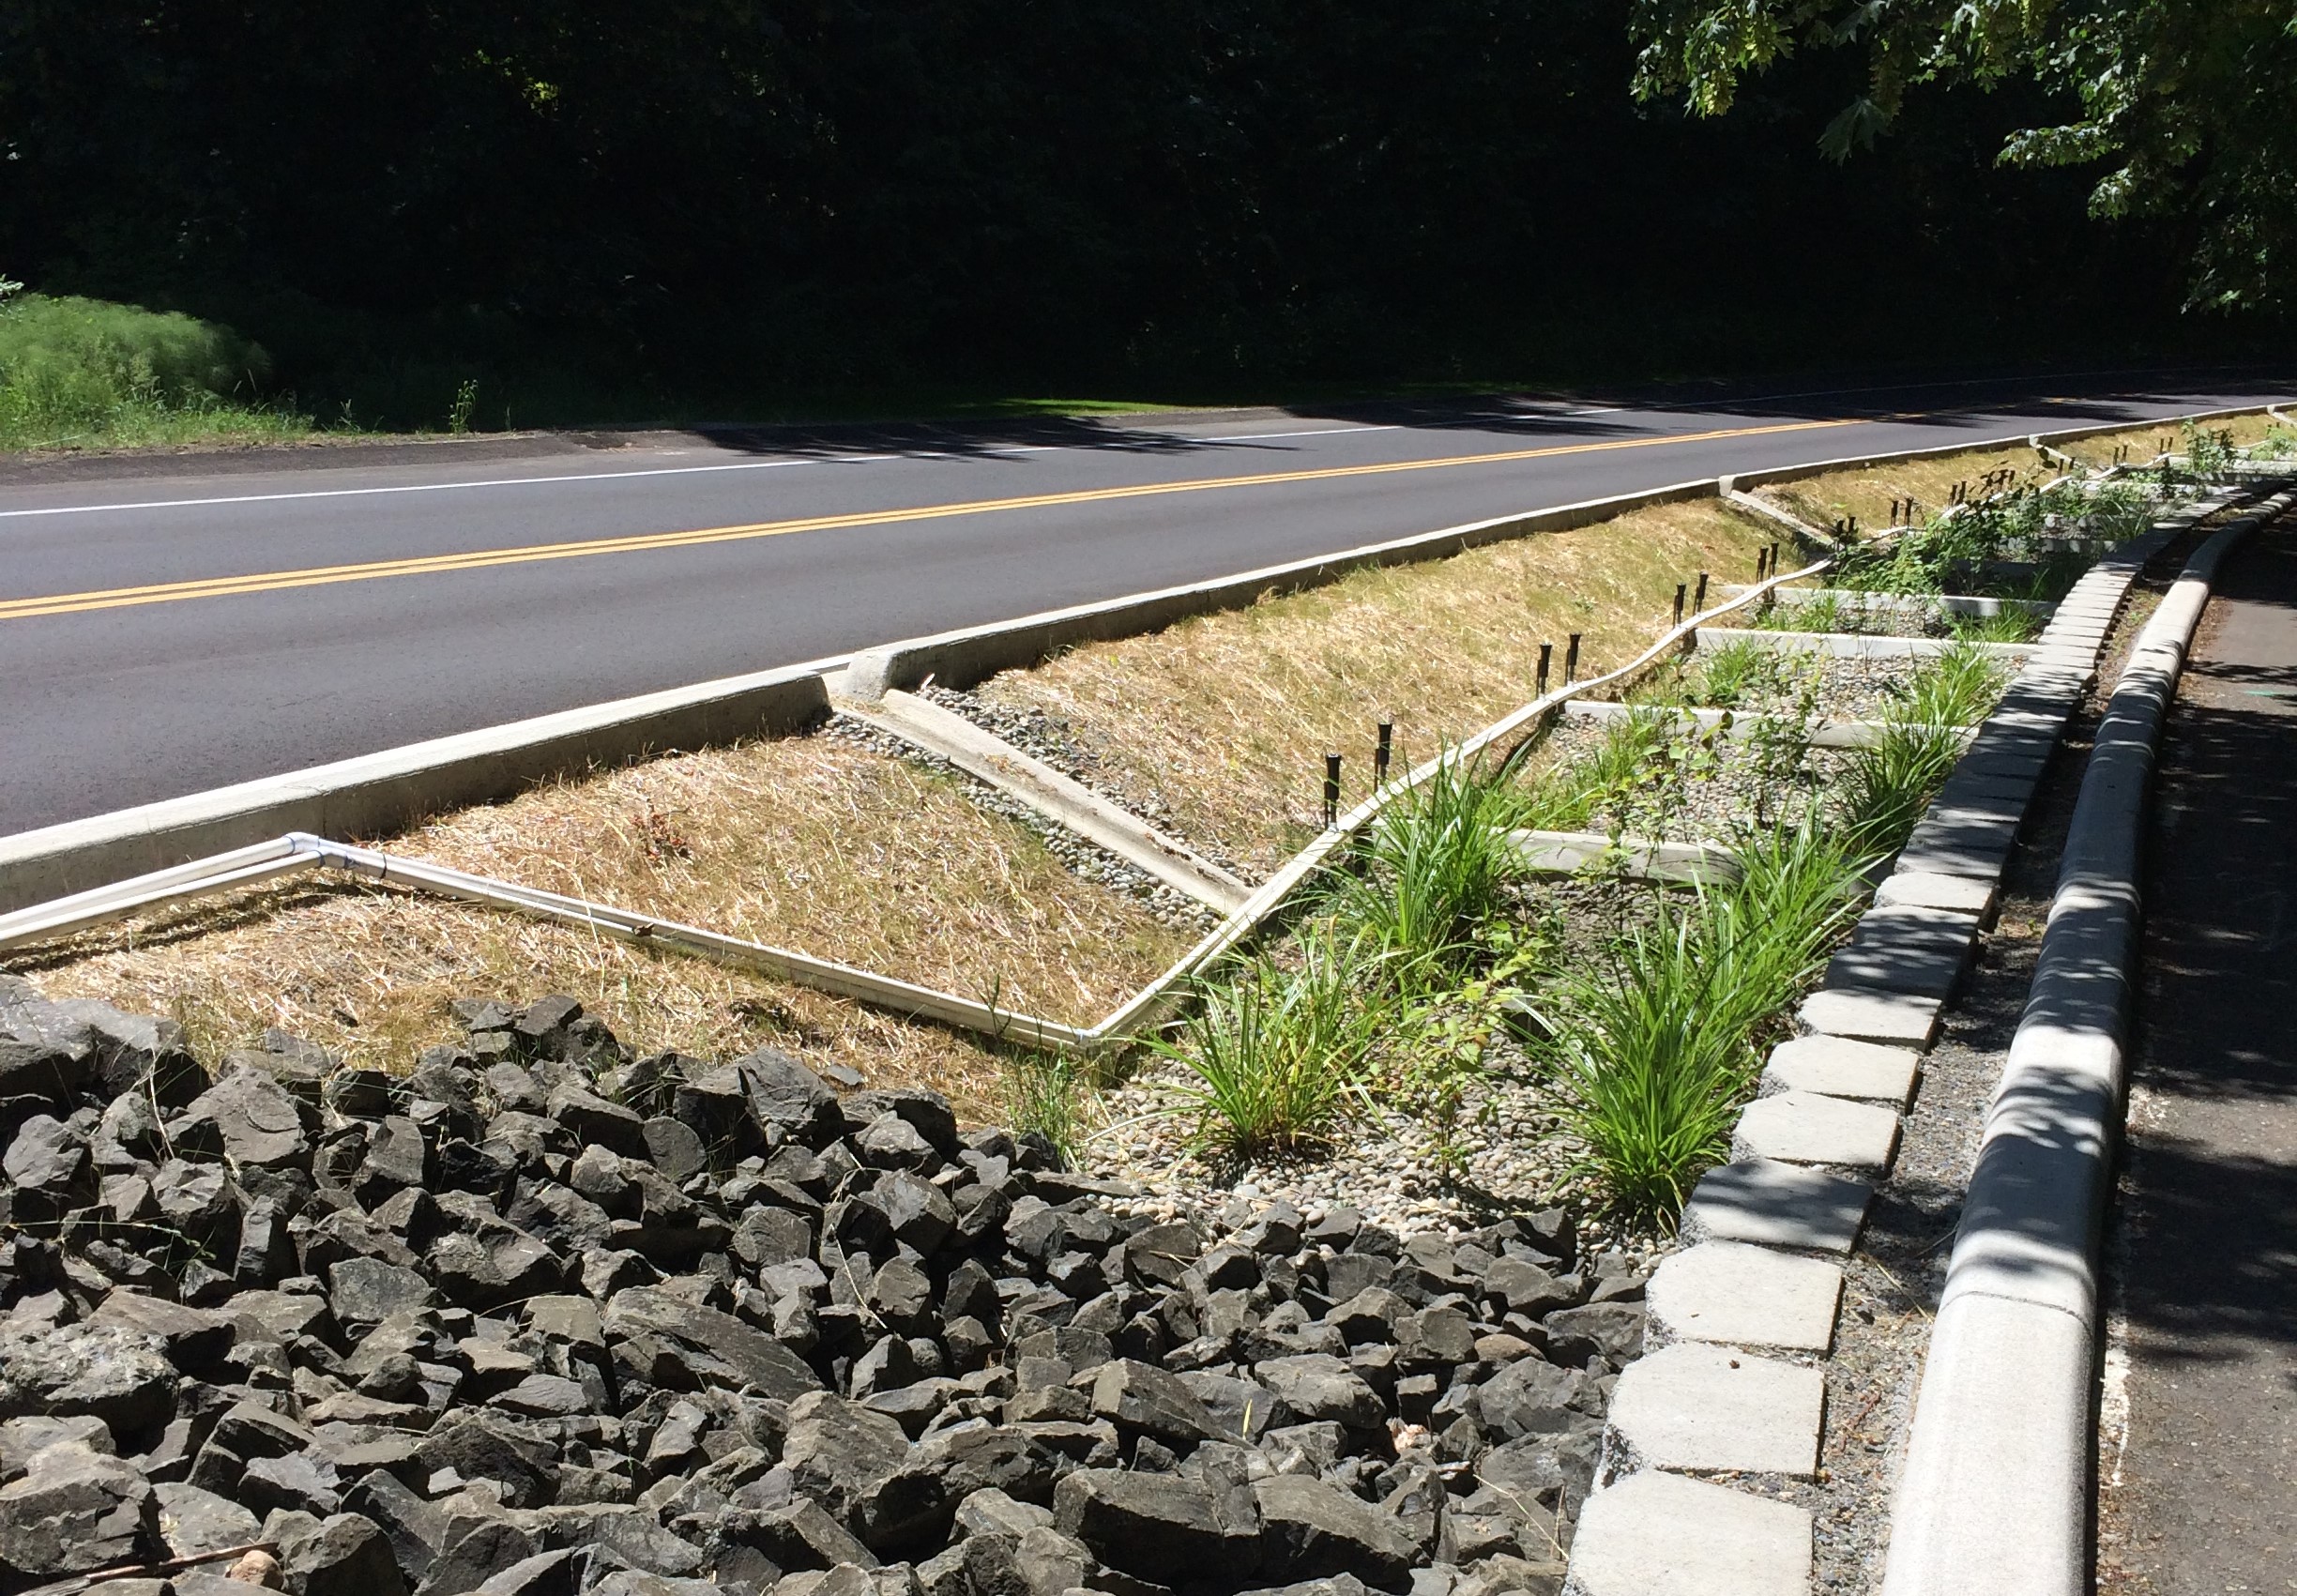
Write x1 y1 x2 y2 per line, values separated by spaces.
8 734 1194 1113
1769 411 2285 529
972 499 1773 874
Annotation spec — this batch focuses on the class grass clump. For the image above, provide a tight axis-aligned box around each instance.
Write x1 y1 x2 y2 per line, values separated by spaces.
1145 927 1386 1159
1000 1052 1092 1164
0 288 312 452
1325 752 1542 965
1538 824 1864 1224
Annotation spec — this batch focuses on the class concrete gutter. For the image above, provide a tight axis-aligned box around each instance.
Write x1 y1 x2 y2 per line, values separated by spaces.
1879 488 2297 1596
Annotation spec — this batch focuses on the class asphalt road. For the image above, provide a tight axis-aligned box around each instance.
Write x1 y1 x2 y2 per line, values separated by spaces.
1 372 2289 839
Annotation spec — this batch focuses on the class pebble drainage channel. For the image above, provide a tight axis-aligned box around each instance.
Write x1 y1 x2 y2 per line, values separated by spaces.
1559 493 2234 1596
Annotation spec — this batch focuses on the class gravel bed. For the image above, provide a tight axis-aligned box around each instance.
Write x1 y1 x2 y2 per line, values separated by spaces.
821 715 1223 935
1086 874 1678 1266
911 687 1260 885
1528 716 1860 844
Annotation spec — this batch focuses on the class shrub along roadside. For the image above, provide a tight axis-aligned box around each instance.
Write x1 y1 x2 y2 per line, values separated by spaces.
0 288 315 451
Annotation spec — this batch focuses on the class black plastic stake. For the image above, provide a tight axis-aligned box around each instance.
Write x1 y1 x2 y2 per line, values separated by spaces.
1769 540 1782 575
1694 571 1709 611
1564 633 1581 684
1375 721 1392 784
1535 643 1552 696
1756 546 1769 581
1323 753 1342 828
1673 584 1686 627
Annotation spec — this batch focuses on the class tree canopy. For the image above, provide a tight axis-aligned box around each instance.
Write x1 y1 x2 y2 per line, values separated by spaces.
1631 0 2297 310
0 2 2275 418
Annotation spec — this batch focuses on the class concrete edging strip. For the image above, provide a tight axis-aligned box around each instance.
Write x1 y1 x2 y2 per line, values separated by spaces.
1879 487 2297 1596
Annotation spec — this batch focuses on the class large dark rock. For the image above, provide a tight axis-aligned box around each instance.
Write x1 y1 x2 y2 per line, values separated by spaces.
0 1442 159 1576
1249 1357 1382 1431
1541 1303 1644 1368
1051 1467 1259 1587
1089 1359 1217 1445
1469 1360 1605 1444
0 1320 177 1435
174 1064 313 1169
412 1415 561 1510
738 1052 844 1148
1250 1475 1419 1591
603 1288 823 1401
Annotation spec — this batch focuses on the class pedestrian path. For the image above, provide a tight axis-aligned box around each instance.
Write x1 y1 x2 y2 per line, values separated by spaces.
2100 518 2297 1593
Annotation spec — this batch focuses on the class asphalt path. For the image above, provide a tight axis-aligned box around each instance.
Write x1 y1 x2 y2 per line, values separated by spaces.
1 372 2289 838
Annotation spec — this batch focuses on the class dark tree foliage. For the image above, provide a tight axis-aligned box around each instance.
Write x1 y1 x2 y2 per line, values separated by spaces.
1631 0 2297 310
0 1 2255 416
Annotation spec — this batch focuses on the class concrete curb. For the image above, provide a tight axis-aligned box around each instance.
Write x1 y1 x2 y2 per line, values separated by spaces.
1562 479 2275 1595
1879 486 2297 1596
0 658 840 916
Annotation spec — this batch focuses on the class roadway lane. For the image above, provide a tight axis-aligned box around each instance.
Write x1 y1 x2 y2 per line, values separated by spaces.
1 373 2288 836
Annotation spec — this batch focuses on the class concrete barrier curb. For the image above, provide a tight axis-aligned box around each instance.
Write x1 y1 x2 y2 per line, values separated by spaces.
1561 478 2278 1596
832 479 1719 697
0 659 841 916
1878 486 2297 1596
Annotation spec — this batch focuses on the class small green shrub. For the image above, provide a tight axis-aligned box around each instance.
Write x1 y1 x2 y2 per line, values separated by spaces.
2247 424 2297 462
2182 419 2234 479
1519 711 1676 831
1147 928 1385 1159
0 290 305 449
1838 722 1965 854
1539 823 1863 1224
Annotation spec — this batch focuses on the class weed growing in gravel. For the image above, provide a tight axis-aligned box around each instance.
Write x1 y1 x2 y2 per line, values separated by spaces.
1680 638 1787 709
1890 643 2008 729
1947 607 2041 645
1001 1052 1092 1163
1757 591 1845 633
1147 926 1388 1158
1518 712 1676 831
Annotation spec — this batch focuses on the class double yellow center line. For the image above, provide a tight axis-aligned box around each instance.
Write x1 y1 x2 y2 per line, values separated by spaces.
1 415 1861 622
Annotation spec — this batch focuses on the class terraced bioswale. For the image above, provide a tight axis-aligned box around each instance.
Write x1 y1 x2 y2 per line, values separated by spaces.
3 421 2286 1596
0 979 1632 1596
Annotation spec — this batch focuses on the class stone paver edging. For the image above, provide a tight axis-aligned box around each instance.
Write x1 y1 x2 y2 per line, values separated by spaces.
1879 485 2297 1596
1561 483 2266 1594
